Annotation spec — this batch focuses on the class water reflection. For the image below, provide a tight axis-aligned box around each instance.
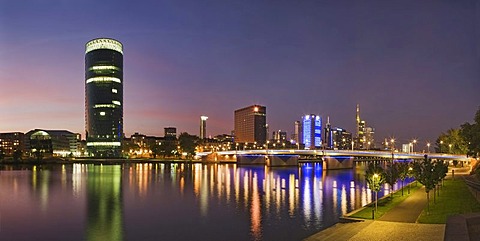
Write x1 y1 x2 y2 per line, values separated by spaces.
0 162 411 241
86 165 124 241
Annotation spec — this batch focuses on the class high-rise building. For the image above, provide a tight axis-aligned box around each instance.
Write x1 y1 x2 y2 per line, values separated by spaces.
234 105 266 144
293 120 303 144
330 127 352 150
85 38 124 157
355 104 375 149
325 116 332 148
303 114 322 149
200 116 208 139
164 127 177 140
272 130 287 141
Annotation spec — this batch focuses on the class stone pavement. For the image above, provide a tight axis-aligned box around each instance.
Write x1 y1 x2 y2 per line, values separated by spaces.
304 220 445 241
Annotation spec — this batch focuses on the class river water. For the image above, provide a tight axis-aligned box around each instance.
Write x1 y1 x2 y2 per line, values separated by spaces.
0 162 408 241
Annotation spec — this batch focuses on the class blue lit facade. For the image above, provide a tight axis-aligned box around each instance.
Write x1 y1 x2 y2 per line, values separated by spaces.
302 114 322 149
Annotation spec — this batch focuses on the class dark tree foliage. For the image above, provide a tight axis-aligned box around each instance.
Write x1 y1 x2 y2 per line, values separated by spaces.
460 107 480 158
384 162 399 198
178 132 199 156
365 162 386 211
397 162 410 196
413 156 436 212
13 149 22 162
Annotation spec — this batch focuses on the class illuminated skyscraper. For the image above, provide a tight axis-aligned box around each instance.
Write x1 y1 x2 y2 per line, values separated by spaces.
200 116 208 139
85 38 123 157
293 120 303 144
234 105 266 144
303 114 322 149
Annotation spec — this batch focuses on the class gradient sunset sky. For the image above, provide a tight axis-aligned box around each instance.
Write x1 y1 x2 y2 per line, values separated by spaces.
1 0 479 147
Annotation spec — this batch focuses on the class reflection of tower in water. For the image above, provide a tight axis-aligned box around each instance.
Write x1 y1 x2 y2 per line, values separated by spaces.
86 165 124 241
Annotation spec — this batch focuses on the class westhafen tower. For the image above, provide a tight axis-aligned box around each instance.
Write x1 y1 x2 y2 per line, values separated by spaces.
85 38 123 157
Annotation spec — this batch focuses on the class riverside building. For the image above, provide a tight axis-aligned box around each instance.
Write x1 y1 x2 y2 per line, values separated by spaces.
85 38 124 157
234 105 267 144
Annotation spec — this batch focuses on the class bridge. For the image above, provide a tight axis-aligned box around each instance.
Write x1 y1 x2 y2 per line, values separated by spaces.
196 149 471 169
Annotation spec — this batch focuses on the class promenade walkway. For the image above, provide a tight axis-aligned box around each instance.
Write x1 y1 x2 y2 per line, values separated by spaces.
378 185 427 223
305 185 445 241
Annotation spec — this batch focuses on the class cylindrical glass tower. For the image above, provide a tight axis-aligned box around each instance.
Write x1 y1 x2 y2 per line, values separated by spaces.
85 38 123 157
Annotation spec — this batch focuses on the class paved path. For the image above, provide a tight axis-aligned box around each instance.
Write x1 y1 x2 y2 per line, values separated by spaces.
304 184 443 241
305 220 445 241
379 185 427 223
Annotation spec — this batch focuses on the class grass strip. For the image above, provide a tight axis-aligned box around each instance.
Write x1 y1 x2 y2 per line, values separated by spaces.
417 178 480 224
348 183 421 219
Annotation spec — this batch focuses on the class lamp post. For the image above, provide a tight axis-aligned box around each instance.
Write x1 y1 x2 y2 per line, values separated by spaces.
449 144 452 153
440 140 444 153
373 173 379 212
390 138 395 152
412 139 417 153
408 166 413 194
427 142 431 153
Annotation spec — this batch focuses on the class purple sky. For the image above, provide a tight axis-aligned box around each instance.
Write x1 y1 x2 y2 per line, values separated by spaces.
1 0 479 146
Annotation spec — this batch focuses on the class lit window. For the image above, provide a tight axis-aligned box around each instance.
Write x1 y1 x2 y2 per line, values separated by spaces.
112 100 121 106
86 77 121 84
100 112 106 116
94 104 116 108
112 88 117 93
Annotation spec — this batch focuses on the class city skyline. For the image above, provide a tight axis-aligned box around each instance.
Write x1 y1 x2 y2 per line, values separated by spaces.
1 1 480 145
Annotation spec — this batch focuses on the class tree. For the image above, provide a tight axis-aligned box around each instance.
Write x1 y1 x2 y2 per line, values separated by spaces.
460 106 480 158
384 162 399 198
432 160 448 202
435 128 468 154
13 149 22 162
413 155 437 213
397 162 410 196
365 162 386 212
178 132 199 157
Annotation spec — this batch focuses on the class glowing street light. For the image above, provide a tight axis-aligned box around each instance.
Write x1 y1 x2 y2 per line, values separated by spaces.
427 142 431 153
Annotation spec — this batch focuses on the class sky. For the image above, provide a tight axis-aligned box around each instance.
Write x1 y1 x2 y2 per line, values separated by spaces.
1 0 479 147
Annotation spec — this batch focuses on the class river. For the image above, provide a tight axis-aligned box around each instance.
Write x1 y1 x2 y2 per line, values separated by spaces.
0 162 408 241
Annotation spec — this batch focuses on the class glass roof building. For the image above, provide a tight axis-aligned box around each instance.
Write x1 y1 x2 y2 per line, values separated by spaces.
85 38 123 157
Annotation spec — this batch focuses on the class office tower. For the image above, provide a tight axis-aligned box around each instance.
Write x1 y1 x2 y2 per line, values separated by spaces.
234 105 267 144
330 127 352 150
272 130 287 141
164 127 177 140
294 120 303 144
200 116 208 139
325 116 332 149
85 38 123 157
303 114 322 149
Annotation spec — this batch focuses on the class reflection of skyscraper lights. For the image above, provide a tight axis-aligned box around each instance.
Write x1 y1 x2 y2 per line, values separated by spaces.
302 177 312 226
250 173 261 241
341 185 347 215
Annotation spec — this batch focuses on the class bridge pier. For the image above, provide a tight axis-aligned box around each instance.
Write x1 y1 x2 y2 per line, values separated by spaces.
322 156 354 169
266 155 299 166
236 154 299 166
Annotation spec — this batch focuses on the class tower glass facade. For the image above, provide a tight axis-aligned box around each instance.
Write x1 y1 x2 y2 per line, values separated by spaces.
303 114 322 149
85 38 123 157
200 116 208 139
